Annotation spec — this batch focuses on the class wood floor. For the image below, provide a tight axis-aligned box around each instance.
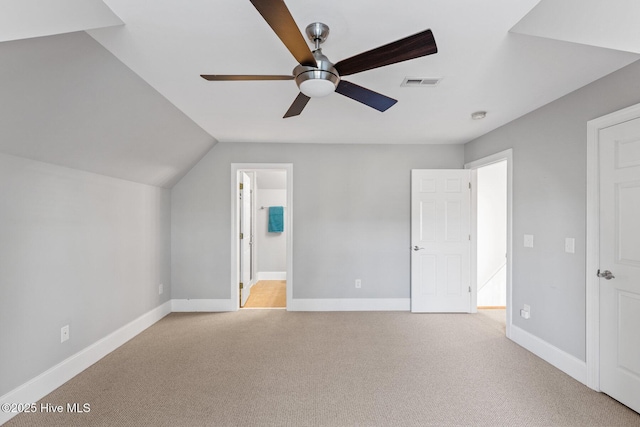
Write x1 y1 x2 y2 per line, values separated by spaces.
243 280 286 308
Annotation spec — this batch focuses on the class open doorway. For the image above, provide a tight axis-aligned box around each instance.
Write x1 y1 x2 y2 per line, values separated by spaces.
476 160 507 309
231 164 292 310
466 150 512 337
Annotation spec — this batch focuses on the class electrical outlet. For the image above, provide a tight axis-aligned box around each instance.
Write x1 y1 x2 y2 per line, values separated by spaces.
355 279 361 289
61 325 69 343
520 304 531 319
524 234 534 248
565 238 575 254
159 283 163 295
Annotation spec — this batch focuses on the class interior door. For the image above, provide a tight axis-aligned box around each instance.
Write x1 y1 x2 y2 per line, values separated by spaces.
599 118 640 413
411 169 471 313
240 172 253 307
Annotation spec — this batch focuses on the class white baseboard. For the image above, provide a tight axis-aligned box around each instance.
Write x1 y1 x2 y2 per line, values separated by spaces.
510 324 587 385
256 271 286 281
171 299 235 312
288 298 410 311
0 301 171 426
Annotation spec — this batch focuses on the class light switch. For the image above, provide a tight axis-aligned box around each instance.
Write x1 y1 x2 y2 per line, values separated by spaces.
565 238 575 254
524 234 534 248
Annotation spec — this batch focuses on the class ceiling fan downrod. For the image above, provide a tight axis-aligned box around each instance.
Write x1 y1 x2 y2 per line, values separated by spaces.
305 22 330 50
293 22 339 98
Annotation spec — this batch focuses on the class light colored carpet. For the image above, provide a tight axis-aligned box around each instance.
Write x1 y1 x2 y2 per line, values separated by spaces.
6 310 640 427
243 280 286 308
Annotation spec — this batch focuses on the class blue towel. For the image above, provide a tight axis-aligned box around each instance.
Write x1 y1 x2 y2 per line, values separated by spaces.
268 206 284 233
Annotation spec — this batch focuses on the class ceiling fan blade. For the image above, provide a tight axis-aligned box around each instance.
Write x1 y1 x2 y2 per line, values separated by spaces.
334 29 437 76
250 0 317 67
283 92 311 118
200 75 294 81
335 80 397 112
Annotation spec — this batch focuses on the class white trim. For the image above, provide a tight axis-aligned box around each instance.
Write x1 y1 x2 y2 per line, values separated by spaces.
288 298 410 311
0 302 171 425
256 271 287 281
586 116 601 391
510 324 587 385
585 102 640 391
465 149 513 339
469 167 479 314
231 164 293 311
171 299 235 312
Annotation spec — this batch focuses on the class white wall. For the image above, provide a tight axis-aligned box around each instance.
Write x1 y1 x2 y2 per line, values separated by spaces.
477 161 507 306
171 142 464 302
256 189 287 275
465 59 640 361
0 153 171 397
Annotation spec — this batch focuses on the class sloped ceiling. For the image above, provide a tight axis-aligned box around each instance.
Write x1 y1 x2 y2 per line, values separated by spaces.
0 0 122 42
511 0 640 53
0 32 215 188
0 0 639 187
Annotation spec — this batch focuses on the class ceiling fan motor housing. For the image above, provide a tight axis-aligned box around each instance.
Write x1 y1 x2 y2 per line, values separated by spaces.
293 49 339 97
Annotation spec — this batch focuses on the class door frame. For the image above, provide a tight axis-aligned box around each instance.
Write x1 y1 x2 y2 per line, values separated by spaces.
585 102 640 391
239 171 254 307
231 163 293 310
465 149 513 339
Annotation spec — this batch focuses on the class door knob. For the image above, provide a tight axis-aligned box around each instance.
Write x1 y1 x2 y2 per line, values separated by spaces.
597 269 615 280
413 246 425 251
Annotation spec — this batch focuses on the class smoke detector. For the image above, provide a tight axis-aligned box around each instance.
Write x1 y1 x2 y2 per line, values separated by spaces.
471 111 487 120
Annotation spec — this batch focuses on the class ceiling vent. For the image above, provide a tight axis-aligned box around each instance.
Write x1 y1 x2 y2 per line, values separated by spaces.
401 77 442 87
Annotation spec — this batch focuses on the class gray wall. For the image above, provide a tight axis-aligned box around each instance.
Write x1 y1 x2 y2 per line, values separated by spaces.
171 142 464 300
464 59 640 361
256 188 287 274
0 32 216 189
0 153 171 396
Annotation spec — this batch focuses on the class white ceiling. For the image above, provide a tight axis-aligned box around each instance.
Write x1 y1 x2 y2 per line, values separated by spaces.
511 0 640 53
0 0 122 43
83 0 639 145
1 0 640 186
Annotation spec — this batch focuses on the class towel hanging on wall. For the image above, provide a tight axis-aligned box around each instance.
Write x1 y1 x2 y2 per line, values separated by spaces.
268 206 284 233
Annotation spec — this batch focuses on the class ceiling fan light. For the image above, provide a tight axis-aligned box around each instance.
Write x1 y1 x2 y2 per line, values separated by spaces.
299 79 336 98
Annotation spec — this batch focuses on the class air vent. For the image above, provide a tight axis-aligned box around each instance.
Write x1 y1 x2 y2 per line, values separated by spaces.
401 77 442 87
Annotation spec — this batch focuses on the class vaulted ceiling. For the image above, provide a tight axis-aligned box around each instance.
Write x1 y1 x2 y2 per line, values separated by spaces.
87 0 640 144
1 0 639 186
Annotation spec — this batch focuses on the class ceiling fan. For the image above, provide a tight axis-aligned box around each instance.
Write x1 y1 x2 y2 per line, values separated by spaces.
201 0 438 118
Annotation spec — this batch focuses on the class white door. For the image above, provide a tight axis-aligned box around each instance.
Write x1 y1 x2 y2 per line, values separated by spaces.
240 172 253 307
411 169 471 312
599 118 640 413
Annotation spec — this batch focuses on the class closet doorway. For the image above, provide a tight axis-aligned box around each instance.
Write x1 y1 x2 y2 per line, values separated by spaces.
231 164 292 310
